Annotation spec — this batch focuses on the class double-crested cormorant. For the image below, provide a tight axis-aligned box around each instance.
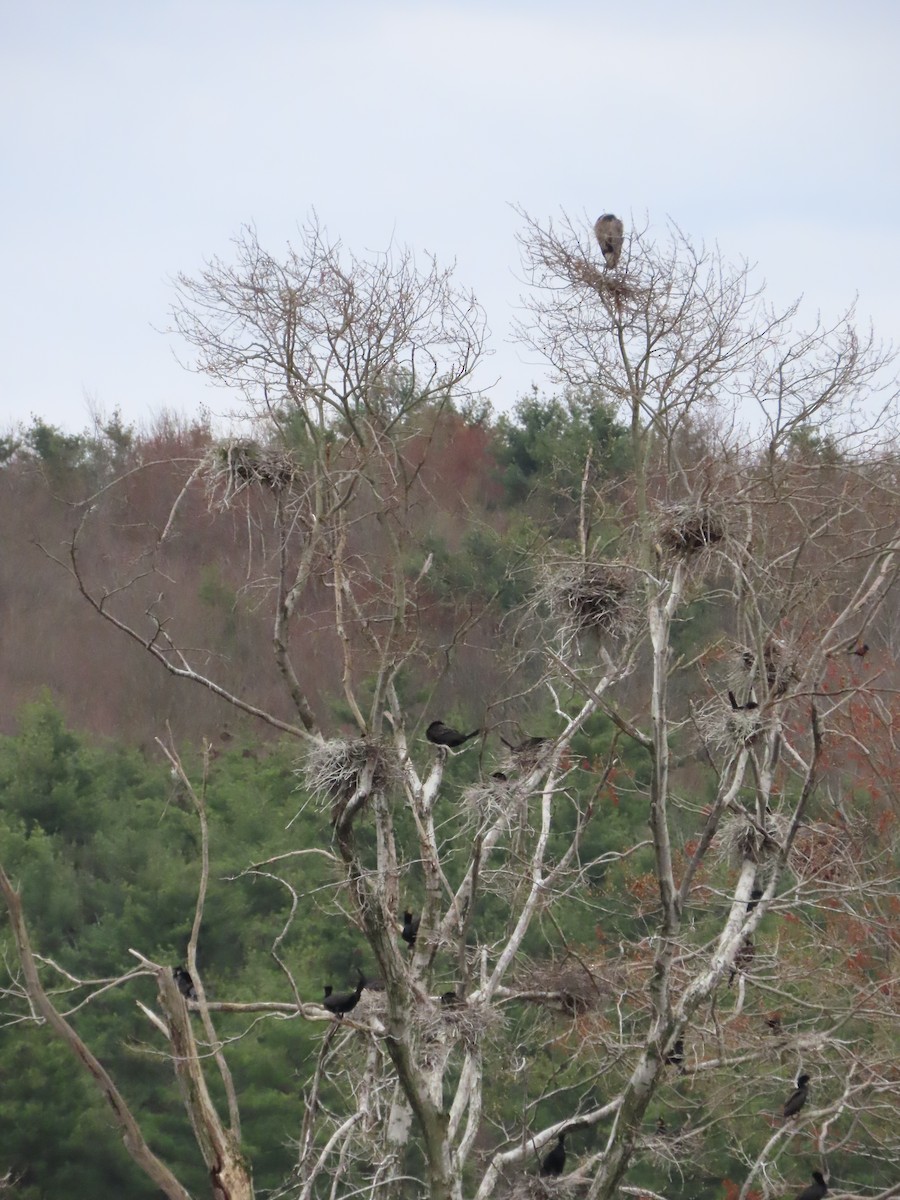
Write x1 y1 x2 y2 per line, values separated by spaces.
783 1073 811 1119
426 721 480 748
173 966 198 1001
540 1132 567 1177
323 977 365 1017
500 734 549 754
664 1037 684 1067
728 690 759 711
401 910 420 948
594 215 624 268
795 1170 828 1200
747 886 764 912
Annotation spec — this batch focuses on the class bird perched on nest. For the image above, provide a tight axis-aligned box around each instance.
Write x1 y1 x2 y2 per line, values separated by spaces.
728 690 759 712
426 720 480 748
401 910 420 948
173 966 198 1001
322 976 365 1018
795 1170 828 1200
783 1072 811 1120
540 1132 567 1177
594 214 624 268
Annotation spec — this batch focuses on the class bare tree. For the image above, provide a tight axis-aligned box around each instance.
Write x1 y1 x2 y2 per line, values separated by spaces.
3 214 899 1200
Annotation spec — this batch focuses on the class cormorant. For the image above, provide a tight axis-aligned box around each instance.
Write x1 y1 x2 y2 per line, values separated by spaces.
173 966 198 1001
795 1170 828 1200
851 643 869 657
664 1037 684 1067
426 721 480 748
500 734 549 753
401 911 420 948
594 215 624 268
322 977 365 1018
728 690 759 711
540 1132 566 1177
783 1073 811 1120
746 886 764 912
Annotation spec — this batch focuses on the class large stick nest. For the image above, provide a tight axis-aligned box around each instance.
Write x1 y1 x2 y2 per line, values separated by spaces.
537 560 634 642
204 441 301 508
733 637 801 699
511 959 613 1016
694 697 766 753
300 738 400 812
656 502 728 557
715 811 790 867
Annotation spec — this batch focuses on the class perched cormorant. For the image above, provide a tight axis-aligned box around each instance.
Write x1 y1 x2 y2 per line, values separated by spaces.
500 734 550 753
173 966 198 1001
783 1073 811 1120
746 886 764 912
664 1037 684 1067
426 721 480 748
322 977 365 1018
401 911 421 948
795 1170 828 1200
540 1132 567 1177
728 690 759 711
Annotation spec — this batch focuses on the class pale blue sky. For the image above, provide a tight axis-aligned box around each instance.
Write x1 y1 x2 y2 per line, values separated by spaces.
3 0 899 432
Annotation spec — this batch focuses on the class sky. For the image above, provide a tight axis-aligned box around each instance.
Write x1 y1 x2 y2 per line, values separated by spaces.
3 0 899 434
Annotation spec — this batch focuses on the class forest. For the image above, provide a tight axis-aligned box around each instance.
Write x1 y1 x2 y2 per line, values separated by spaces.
1 213 898 1200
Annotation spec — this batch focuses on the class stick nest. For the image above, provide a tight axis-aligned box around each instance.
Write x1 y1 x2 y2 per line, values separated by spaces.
537 561 633 642
512 960 611 1016
204 441 301 508
716 811 790 867
300 738 399 811
694 698 766 753
733 637 801 699
656 503 727 557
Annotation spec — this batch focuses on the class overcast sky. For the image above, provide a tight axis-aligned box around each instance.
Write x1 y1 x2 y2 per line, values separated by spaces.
3 0 899 434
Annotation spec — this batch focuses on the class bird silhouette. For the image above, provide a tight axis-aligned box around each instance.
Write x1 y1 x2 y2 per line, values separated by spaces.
426 721 480 748
539 1132 567 1177
746 886 764 912
173 966 198 1001
500 734 550 754
850 643 869 657
728 690 759 711
783 1073 811 1119
594 214 624 268
322 977 365 1018
401 910 420 948
795 1170 828 1200
664 1037 684 1068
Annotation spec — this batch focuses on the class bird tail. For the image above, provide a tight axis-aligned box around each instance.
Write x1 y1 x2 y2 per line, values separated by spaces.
462 729 481 743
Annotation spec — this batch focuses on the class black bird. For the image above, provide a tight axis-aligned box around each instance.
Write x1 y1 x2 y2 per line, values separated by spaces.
783 1073 811 1120
850 642 869 657
594 214 625 268
795 1170 828 1200
491 771 508 783
664 1037 684 1067
426 720 480 748
440 990 462 1007
728 690 759 711
173 966 198 1001
539 1132 566 1177
746 886 764 912
322 977 365 1018
401 910 420 948
655 1116 668 1136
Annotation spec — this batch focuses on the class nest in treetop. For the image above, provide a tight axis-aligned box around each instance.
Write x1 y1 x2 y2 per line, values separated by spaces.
539 561 632 639
716 811 789 867
205 441 299 507
789 820 854 884
694 697 766 754
512 960 609 1016
415 995 502 1048
734 637 801 699
657 503 727 557
300 738 399 811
